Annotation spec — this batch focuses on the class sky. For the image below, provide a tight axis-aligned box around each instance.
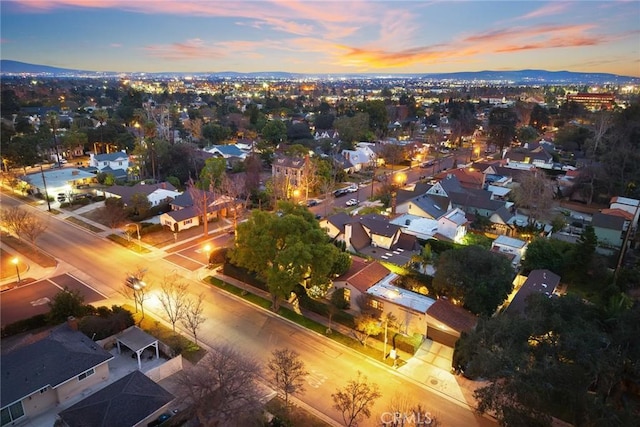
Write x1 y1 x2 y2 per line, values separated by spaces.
1 0 639 76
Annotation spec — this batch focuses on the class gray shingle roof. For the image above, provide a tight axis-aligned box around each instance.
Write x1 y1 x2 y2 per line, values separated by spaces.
1 324 113 407
58 370 174 427
592 212 626 230
94 152 128 162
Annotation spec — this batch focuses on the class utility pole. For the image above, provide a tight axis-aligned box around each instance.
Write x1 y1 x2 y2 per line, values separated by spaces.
40 165 51 212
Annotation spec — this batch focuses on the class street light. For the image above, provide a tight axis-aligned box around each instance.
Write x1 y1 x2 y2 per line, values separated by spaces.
12 257 21 284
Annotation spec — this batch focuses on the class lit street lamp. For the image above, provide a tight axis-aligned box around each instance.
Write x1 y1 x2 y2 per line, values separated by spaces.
12 257 21 284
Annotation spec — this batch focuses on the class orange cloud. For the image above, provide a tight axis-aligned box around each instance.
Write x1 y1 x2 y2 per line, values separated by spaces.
517 3 570 20
144 38 224 61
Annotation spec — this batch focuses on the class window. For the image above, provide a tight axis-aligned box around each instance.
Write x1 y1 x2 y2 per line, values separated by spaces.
183 219 192 225
370 300 384 311
78 368 95 381
39 386 50 394
118 161 123 166
343 288 351 302
1 402 25 426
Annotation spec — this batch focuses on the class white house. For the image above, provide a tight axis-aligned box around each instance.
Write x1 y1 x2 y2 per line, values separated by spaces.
341 144 376 172
491 235 528 268
100 182 181 207
89 151 129 176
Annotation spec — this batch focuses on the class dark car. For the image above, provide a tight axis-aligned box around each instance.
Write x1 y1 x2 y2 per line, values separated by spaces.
306 199 318 207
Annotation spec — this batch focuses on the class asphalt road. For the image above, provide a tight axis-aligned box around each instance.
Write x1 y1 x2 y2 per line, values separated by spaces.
1 193 495 426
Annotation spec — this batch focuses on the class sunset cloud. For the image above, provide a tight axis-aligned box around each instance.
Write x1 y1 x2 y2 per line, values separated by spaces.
144 38 224 61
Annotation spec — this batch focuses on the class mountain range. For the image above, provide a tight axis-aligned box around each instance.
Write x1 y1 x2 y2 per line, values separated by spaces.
1 60 638 85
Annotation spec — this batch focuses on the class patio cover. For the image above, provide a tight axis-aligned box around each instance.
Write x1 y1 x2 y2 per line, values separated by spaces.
115 326 159 370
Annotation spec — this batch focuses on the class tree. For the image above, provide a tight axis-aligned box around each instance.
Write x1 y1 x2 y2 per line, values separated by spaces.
521 237 573 275
175 344 263 426
120 267 150 320
181 294 206 345
228 201 342 311
102 197 128 228
267 348 308 409
0 206 28 239
262 119 287 144
332 371 382 427
20 213 48 245
354 314 383 348
199 157 227 192
202 123 231 144
460 296 640 427
512 171 554 226
529 105 550 131
488 107 518 153
433 245 514 315
48 287 89 324
157 274 189 332
128 193 152 219
334 113 370 144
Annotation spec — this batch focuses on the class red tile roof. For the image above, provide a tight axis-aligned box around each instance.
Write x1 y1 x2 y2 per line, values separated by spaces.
337 258 391 293
427 299 477 333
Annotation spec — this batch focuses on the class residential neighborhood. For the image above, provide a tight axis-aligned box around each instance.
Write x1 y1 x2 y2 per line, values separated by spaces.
1 52 639 427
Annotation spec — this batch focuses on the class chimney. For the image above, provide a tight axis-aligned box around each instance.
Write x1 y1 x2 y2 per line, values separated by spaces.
67 316 78 331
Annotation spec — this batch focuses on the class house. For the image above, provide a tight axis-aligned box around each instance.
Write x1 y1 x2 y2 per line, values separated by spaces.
1 319 113 425
591 212 627 250
344 214 404 252
319 212 352 240
20 168 97 196
609 196 640 228
503 147 554 170
425 298 478 347
100 182 181 207
506 269 561 315
332 258 391 308
89 151 129 178
314 129 339 140
160 188 238 232
491 235 528 268
57 371 174 427
203 144 248 169
341 144 377 172
391 208 468 243
366 276 436 337
271 155 310 196
364 279 477 347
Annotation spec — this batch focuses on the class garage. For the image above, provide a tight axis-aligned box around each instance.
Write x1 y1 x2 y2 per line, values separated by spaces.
427 327 459 348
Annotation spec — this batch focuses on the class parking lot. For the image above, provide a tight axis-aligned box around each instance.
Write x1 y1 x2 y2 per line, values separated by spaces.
1 273 107 327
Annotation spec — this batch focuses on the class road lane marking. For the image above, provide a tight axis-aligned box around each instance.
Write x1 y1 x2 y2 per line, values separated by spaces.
307 369 328 389
30 297 50 306
67 273 109 299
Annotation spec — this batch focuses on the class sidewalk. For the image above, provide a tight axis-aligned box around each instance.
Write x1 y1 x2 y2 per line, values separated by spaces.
209 270 484 412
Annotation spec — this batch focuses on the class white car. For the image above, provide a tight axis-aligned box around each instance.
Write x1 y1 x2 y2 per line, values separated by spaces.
346 198 359 206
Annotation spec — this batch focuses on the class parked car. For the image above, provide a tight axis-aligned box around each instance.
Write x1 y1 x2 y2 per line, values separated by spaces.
346 198 359 206
306 199 318 207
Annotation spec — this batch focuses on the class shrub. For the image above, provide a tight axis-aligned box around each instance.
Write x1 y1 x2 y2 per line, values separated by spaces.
294 284 329 316
93 195 106 202
140 223 163 235
330 288 350 309
222 262 268 291
209 247 228 265
1 314 48 338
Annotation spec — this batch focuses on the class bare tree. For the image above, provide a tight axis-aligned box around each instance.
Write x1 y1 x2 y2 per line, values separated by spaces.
221 173 247 232
175 345 263 426
157 274 189 332
267 348 308 409
0 207 28 239
102 197 128 229
378 392 441 427
20 214 48 245
332 371 382 427
181 294 206 345
512 170 555 225
119 267 150 320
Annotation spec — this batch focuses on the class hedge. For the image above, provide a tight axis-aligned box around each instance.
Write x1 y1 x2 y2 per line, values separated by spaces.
1 314 48 338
